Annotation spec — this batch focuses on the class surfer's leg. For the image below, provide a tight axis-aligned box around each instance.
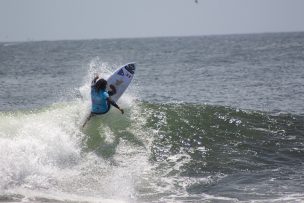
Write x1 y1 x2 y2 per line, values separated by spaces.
83 102 111 128
82 113 93 128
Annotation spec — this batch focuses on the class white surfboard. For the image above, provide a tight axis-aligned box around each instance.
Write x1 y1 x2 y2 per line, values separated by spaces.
106 63 136 102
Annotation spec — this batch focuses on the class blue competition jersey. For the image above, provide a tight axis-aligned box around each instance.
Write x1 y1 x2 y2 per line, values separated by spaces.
91 87 109 113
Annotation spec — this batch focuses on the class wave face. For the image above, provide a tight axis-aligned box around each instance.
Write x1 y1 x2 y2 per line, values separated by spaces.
143 103 304 202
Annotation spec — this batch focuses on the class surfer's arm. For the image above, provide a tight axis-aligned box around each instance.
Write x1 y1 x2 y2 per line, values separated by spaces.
107 98 124 114
91 75 99 86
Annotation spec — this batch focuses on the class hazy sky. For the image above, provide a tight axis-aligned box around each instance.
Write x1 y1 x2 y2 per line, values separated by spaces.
0 0 304 42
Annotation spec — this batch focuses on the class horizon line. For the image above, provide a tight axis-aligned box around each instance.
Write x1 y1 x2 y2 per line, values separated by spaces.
1 30 304 44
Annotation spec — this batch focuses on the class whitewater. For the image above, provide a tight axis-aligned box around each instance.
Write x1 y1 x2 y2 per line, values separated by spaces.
1 93 139 202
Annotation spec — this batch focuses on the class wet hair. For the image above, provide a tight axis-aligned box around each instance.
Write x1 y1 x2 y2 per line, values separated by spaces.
95 78 107 92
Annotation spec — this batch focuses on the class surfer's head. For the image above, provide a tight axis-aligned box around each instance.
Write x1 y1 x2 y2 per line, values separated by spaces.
95 78 107 92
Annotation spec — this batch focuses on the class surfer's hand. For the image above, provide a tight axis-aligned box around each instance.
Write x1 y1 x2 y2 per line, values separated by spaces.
110 84 116 90
120 108 124 114
93 74 99 80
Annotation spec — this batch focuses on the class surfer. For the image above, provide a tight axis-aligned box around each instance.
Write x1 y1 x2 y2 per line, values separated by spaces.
82 75 124 127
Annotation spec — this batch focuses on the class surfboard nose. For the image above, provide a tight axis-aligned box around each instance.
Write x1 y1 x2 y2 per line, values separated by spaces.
125 63 135 75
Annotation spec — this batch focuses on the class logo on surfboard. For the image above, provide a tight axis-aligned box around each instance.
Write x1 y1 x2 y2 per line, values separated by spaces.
117 69 124 76
125 64 135 74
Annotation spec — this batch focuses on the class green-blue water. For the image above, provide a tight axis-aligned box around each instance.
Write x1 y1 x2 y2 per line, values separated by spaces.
1 32 304 202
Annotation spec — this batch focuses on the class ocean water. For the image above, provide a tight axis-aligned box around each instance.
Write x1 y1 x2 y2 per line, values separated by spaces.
0 32 304 202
